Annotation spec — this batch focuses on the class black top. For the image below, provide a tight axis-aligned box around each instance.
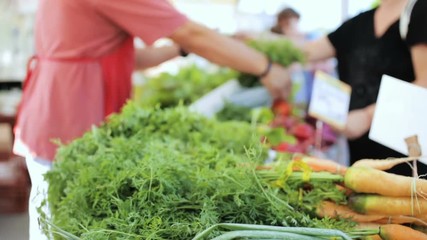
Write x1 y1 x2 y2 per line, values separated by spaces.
328 9 414 110
406 0 427 46
327 9 426 177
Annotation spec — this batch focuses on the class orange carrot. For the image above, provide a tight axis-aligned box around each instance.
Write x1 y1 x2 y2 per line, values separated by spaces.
361 235 382 240
352 157 420 171
316 201 385 222
316 201 427 227
349 194 427 216
295 156 347 175
379 224 427 240
374 215 427 227
344 166 427 197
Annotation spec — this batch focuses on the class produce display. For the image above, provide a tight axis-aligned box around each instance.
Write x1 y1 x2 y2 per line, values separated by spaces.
137 65 236 108
308 157 427 239
270 99 337 154
41 103 359 240
39 101 427 239
216 99 337 155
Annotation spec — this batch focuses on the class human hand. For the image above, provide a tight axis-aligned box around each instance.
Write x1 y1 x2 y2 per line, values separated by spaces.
343 106 375 140
260 63 292 100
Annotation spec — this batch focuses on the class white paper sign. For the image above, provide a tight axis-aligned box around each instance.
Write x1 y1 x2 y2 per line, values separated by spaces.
369 75 427 164
308 71 351 130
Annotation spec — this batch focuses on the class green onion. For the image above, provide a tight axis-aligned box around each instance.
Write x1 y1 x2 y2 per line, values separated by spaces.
210 230 324 240
193 223 352 240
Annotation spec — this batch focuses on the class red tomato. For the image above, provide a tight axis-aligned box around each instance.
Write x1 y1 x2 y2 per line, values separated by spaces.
272 100 291 117
291 122 314 140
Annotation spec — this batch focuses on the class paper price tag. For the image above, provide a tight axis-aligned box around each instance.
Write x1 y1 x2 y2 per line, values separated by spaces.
369 75 427 164
308 71 351 130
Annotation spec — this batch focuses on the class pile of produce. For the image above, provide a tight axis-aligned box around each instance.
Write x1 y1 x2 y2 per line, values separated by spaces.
237 39 306 88
41 103 355 240
269 99 337 154
137 65 236 108
41 102 427 239
215 102 253 123
216 99 337 155
277 156 427 239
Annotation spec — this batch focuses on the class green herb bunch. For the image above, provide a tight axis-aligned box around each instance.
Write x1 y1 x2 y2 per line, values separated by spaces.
138 65 236 108
43 103 351 240
215 102 253 123
238 39 306 88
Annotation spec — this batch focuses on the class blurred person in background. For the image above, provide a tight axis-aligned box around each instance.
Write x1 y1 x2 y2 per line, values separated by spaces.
270 7 306 44
303 0 427 176
14 0 292 239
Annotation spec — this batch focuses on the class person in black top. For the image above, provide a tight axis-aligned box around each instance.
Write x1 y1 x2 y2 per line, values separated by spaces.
401 0 427 88
303 0 427 177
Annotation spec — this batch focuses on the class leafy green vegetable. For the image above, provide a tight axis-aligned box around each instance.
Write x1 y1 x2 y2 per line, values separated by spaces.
42 103 353 239
138 65 236 108
238 39 306 88
215 102 253 123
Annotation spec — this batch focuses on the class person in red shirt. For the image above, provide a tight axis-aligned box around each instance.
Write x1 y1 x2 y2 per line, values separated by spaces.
14 1 292 239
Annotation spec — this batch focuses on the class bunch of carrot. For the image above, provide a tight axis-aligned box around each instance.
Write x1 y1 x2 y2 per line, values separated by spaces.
297 156 427 240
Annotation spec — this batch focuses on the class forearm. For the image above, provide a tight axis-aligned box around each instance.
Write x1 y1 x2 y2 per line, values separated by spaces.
169 21 292 100
344 104 376 140
170 21 269 76
411 44 427 88
364 104 376 123
135 45 180 70
302 36 336 62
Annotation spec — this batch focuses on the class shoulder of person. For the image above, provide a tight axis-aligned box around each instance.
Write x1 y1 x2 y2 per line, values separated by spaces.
331 8 374 36
343 8 376 26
